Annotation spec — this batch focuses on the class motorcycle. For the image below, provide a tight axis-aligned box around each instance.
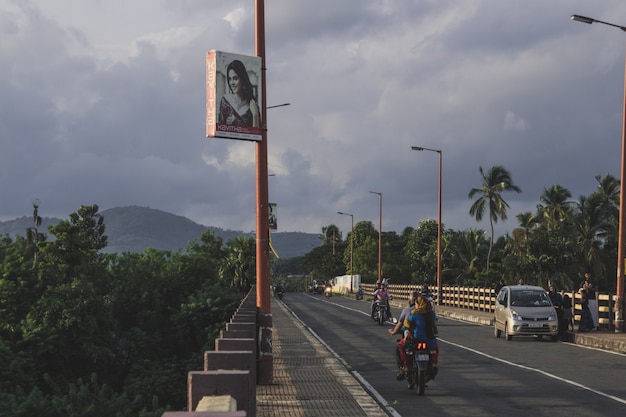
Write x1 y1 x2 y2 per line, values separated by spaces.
404 338 437 395
373 298 391 325
355 288 364 300
275 288 284 300
324 286 332 298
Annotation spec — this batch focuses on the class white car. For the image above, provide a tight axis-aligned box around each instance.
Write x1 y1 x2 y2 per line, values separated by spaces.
494 285 559 341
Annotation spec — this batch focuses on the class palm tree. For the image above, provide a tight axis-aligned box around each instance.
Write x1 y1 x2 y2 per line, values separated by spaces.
220 236 256 292
536 184 573 230
445 228 486 284
468 165 521 271
320 224 342 254
573 194 610 279
509 211 539 256
593 174 619 223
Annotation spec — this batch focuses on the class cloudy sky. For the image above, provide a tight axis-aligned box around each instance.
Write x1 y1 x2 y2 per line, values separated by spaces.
2 0 626 240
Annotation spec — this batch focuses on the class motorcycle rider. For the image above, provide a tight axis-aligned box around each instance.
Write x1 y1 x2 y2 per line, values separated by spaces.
389 290 418 380
324 281 332 297
403 293 439 380
419 284 439 370
274 282 285 297
371 282 392 319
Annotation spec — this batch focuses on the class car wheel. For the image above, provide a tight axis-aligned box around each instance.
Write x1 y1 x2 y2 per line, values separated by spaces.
504 323 512 341
494 323 501 338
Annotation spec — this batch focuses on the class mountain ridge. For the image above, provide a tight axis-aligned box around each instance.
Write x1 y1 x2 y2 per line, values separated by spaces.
0 205 319 259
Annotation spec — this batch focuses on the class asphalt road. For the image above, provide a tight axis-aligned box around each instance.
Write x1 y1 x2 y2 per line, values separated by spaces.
281 292 626 417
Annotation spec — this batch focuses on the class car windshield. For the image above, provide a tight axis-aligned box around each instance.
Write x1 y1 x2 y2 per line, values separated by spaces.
510 290 552 307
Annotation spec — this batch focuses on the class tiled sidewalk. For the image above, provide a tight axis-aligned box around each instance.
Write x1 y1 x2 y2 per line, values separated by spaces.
256 299 388 417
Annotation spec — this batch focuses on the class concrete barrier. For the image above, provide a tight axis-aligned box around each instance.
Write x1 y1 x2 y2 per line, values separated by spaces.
230 314 256 323
204 350 256 384
226 322 255 332
215 338 255 354
188 370 253 417
164 288 258 417
163 412 245 417
220 329 254 339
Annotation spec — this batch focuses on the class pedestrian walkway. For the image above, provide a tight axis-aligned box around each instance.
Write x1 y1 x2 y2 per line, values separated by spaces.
255 298 389 417
256 297 626 417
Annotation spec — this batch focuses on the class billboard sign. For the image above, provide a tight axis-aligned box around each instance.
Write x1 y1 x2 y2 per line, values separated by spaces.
269 202 277 230
206 50 263 141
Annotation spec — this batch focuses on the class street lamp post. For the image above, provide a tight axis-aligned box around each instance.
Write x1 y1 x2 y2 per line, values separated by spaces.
255 0 273 384
338 211 354 292
369 191 383 284
411 146 442 304
571 14 626 333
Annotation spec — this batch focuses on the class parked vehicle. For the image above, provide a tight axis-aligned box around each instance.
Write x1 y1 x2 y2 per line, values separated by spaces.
404 338 437 395
355 288 364 300
494 285 558 341
373 298 391 325
313 280 326 294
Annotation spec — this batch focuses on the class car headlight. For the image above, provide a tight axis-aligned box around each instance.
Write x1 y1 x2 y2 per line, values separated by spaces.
548 311 557 321
510 310 522 320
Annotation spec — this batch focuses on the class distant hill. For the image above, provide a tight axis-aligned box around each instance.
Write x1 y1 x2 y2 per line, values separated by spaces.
0 206 320 259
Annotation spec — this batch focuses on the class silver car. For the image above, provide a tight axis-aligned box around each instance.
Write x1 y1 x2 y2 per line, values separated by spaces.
494 285 559 341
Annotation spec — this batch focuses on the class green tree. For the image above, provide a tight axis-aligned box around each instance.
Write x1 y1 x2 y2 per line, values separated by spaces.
404 220 438 284
302 241 346 281
468 165 521 271
320 224 342 250
573 194 611 283
536 184 573 230
380 231 410 283
220 236 256 292
445 228 486 285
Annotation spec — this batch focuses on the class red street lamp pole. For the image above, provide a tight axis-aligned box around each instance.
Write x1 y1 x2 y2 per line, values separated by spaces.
571 14 626 332
369 191 383 284
255 0 273 383
411 146 442 304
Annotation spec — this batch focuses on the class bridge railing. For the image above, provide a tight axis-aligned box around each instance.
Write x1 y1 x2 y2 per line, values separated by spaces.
356 283 621 331
164 286 257 417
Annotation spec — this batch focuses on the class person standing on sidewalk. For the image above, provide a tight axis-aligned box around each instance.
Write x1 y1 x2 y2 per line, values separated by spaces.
494 279 505 295
579 272 599 330
548 284 564 337
562 293 574 332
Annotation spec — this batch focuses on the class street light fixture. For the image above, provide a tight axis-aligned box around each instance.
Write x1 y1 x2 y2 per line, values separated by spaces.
411 146 442 304
369 191 383 284
267 103 291 109
338 211 354 292
571 13 625 333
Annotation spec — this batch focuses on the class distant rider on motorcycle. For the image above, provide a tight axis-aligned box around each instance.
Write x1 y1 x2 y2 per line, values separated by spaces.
274 282 285 297
371 282 392 319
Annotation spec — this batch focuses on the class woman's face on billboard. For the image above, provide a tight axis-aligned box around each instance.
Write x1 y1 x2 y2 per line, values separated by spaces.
228 69 241 95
